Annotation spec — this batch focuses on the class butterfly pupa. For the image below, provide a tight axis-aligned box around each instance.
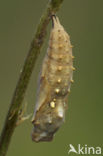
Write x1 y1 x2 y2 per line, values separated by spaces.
31 15 74 142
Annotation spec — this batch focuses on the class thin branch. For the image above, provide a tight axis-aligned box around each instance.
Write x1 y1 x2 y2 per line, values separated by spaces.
0 0 64 155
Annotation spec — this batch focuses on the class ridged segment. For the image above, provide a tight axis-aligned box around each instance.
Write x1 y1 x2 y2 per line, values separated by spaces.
46 16 73 96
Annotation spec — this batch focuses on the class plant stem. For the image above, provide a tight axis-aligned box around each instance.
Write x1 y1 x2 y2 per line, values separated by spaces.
0 0 64 155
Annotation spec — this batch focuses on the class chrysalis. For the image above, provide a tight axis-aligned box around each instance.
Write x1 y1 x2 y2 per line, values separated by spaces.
31 16 74 142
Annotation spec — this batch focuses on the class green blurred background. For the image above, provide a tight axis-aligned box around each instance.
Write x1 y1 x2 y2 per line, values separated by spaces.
0 0 103 156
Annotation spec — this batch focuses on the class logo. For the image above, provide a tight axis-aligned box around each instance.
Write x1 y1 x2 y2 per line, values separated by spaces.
68 144 102 155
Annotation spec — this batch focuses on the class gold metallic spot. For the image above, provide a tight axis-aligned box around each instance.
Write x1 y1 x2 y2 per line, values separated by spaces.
71 79 74 83
55 88 60 94
48 119 52 124
68 88 70 93
71 55 75 59
71 66 76 71
50 101 55 108
53 98 56 102
57 78 62 83
58 66 62 71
